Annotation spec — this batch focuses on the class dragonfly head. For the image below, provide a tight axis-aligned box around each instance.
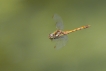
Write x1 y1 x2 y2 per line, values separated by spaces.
49 33 54 40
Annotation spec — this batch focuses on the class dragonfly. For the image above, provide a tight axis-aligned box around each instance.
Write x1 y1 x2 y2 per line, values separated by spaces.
49 14 90 49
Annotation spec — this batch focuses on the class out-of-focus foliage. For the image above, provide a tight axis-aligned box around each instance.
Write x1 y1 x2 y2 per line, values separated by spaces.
0 0 106 71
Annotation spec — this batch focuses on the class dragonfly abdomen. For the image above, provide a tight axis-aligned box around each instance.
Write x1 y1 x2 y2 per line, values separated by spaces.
63 25 90 34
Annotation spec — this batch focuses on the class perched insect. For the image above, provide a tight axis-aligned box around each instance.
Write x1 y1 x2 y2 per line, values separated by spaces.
49 14 90 49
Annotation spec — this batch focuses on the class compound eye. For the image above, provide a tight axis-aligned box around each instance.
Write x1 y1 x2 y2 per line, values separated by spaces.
50 34 53 37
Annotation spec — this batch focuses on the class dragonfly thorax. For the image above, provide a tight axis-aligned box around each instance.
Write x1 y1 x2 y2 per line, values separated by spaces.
49 30 64 40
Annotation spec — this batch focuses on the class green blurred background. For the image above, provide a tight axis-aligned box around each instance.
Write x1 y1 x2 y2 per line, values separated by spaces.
0 0 106 71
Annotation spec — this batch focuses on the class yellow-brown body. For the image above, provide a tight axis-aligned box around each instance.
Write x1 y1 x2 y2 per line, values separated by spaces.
49 25 90 40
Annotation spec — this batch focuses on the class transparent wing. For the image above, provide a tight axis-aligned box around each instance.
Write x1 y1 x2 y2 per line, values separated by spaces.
53 35 68 49
53 14 64 30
